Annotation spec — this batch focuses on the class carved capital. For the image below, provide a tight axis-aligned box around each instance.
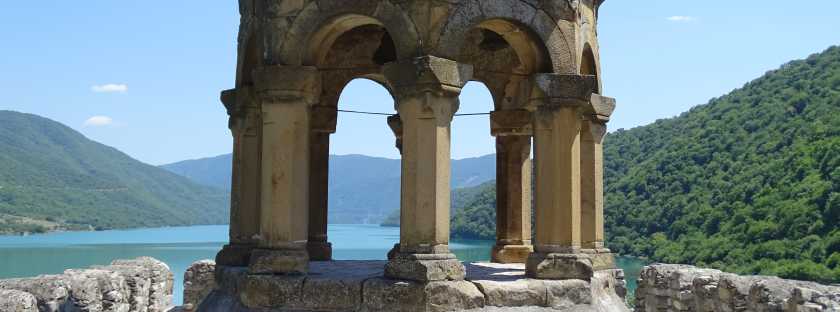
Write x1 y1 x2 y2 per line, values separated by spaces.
583 119 607 143
384 56 473 100
253 65 321 105
586 94 616 123
222 86 260 133
311 105 337 134
530 74 597 109
387 114 404 153
490 110 533 137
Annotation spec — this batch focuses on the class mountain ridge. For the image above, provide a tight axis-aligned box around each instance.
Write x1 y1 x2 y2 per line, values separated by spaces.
0 110 229 234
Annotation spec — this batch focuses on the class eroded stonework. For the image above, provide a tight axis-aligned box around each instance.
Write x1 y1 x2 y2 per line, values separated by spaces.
196 261 628 312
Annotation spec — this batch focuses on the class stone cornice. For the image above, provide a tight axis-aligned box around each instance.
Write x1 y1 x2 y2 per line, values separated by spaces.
253 65 321 105
311 105 337 134
588 94 616 122
384 56 473 100
530 74 598 109
490 110 533 137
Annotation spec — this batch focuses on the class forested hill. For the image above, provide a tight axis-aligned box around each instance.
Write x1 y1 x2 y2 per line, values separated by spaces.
0 111 229 234
604 46 840 282
447 46 840 283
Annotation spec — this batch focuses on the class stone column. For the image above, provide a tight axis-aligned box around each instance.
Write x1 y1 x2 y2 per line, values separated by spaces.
307 106 337 261
248 66 320 275
526 74 598 280
216 87 261 267
581 94 617 270
489 110 534 264
382 56 472 282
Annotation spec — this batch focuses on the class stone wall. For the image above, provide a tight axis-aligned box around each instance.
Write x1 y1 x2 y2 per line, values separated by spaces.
0 257 174 312
182 260 217 312
635 264 840 311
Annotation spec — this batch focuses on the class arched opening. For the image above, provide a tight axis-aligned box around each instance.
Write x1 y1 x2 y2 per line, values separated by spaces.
449 81 498 261
236 33 261 87
452 19 547 263
581 44 599 93
306 15 397 67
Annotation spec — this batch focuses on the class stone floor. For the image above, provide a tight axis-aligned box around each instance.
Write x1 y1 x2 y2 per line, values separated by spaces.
199 261 629 312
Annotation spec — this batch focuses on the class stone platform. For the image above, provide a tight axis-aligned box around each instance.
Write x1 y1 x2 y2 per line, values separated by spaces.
198 261 628 312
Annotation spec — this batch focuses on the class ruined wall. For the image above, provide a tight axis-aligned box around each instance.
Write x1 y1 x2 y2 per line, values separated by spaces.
181 260 217 312
635 264 840 312
0 257 174 312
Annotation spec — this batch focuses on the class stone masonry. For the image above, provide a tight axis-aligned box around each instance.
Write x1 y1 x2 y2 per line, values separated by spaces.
0 257 174 312
189 259 628 312
635 264 840 312
213 0 621 310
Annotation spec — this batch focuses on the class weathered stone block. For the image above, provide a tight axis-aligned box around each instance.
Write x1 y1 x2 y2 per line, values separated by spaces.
248 248 308 275
545 279 593 308
239 274 305 309
526 253 594 280
183 260 216 311
215 244 254 267
473 279 546 307
385 255 465 282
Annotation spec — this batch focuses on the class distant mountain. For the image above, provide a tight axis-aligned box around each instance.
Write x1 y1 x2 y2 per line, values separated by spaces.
424 46 840 283
0 111 229 234
162 154 496 224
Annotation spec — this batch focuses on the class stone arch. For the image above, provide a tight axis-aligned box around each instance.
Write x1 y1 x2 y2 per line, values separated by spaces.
436 0 577 73
580 42 600 93
281 0 421 66
236 32 263 88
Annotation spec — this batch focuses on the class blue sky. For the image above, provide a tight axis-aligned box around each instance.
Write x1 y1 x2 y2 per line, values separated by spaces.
1 1 838 165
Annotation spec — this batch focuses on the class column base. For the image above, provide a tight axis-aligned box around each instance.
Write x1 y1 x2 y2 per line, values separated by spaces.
491 244 533 264
526 253 594 280
385 252 465 282
216 243 256 267
307 241 333 261
248 248 309 275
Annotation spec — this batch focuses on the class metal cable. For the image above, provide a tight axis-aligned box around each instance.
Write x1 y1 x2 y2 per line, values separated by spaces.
337 109 490 117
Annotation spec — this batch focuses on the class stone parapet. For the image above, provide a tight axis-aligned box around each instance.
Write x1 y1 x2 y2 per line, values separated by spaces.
635 264 840 311
196 260 629 312
0 257 173 312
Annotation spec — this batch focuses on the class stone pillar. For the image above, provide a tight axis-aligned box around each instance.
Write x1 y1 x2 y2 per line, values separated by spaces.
308 106 337 261
382 56 472 282
489 110 534 264
248 66 321 275
581 94 617 270
526 74 598 280
216 87 261 267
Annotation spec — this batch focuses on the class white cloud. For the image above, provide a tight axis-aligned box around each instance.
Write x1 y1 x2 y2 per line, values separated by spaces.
83 116 114 127
667 16 698 22
91 84 128 93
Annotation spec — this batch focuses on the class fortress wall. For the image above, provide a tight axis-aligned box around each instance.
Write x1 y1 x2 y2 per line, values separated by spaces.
635 264 840 312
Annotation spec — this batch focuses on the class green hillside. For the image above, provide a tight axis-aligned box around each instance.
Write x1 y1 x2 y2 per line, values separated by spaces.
0 111 229 234
444 46 840 283
604 46 840 282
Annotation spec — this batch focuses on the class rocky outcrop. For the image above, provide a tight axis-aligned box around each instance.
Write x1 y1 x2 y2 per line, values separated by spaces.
0 257 173 312
182 260 217 312
635 264 840 311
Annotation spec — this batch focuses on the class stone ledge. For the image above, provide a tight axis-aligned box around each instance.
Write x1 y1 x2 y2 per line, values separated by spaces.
635 264 840 311
194 260 629 312
0 257 174 312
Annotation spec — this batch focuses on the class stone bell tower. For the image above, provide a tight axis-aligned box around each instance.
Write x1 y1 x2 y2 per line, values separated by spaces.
205 0 624 311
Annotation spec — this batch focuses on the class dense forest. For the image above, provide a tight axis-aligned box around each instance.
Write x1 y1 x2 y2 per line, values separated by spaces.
442 46 840 283
0 111 229 234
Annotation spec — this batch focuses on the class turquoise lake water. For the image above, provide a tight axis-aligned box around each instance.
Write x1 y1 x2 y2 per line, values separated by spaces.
0 225 645 305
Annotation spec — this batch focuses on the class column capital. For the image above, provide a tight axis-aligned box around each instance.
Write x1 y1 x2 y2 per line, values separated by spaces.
253 65 321 105
585 94 616 123
490 110 533 137
384 56 473 100
311 105 337 133
529 74 598 109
